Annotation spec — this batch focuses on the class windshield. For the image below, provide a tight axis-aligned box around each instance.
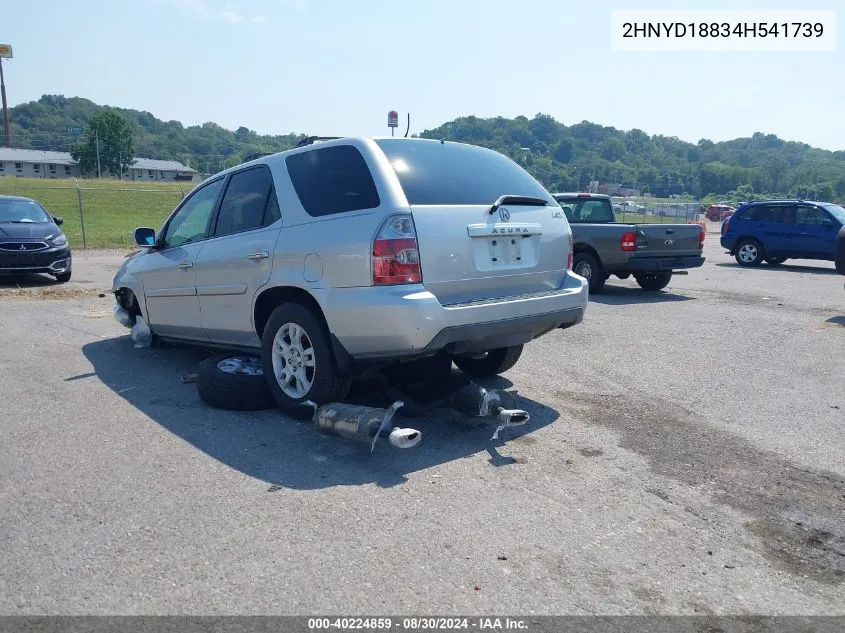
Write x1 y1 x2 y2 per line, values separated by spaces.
0 198 52 223
374 139 552 206
822 203 845 224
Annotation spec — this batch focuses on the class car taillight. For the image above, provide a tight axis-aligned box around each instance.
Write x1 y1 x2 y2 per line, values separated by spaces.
372 214 422 285
567 232 574 269
721 217 730 236
621 231 637 252
699 224 706 248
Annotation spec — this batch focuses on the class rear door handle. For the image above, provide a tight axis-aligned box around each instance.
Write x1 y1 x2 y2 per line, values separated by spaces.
178 260 193 269
248 251 270 261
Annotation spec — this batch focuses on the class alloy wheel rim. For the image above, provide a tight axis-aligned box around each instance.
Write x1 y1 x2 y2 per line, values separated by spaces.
217 356 264 376
739 244 758 263
576 262 592 279
271 322 316 398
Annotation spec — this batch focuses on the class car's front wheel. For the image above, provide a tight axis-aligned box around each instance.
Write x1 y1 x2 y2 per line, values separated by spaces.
735 239 765 267
261 302 350 416
454 345 523 378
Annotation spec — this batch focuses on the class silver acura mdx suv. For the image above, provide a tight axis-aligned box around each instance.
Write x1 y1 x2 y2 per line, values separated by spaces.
112 136 588 414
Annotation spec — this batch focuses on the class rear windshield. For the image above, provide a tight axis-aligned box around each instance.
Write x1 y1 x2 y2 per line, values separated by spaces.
556 198 615 223
375 139 552 206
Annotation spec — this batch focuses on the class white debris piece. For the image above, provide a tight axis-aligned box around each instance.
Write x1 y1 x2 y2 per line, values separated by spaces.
130 316 153 348
113 304 136 328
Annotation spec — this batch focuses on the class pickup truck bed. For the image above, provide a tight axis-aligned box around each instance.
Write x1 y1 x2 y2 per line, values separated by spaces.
553 193 705 293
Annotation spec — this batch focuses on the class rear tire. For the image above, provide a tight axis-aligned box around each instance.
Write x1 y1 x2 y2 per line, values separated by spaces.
196 354 275 411
734 239 765 267
454 345 523 378
634 272 672 291
261 302 350 416
573 252 606 294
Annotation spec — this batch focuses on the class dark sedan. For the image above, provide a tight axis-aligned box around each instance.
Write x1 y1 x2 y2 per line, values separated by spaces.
0 195 72 282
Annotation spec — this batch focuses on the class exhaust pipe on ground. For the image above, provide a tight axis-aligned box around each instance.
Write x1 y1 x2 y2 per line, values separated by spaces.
302 400 421 452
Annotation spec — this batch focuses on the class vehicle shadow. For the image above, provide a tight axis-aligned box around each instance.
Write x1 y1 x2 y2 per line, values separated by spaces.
0 273 60 288
715 262 838 275
590 284 694 305
81 336 558 491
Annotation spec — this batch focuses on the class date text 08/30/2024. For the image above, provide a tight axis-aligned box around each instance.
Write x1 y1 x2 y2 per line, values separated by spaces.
307 617 528 631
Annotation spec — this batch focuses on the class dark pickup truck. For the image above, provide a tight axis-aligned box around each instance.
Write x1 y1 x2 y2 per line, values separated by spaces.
554 193 705 293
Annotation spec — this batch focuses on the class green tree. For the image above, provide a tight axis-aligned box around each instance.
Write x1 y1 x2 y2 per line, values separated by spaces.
71 110 135 177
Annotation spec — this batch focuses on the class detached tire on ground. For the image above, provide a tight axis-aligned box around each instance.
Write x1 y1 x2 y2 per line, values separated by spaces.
572 252 606 294
196 354 276 411
634 272 672 291
261 302 351 416
454 345 523 378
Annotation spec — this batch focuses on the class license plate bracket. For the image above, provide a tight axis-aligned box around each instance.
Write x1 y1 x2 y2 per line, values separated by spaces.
488 236 523 265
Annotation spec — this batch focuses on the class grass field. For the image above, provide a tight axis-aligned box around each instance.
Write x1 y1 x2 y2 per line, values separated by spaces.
1 176 703 248
0 177 191 248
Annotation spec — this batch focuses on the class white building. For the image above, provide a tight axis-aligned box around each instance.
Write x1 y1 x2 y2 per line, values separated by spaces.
0 148 198 182
0 149 82 179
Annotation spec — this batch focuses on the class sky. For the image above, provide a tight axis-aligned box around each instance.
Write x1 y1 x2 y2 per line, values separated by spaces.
2 0 844 151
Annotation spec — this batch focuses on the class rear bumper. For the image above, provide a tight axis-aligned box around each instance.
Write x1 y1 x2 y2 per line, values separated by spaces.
0 248 72 275
720 236 737 252
624 255 705 272
319 271 589 362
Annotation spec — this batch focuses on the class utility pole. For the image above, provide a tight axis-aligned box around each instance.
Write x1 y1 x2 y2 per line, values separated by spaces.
0 56 11 148
95 130 101 178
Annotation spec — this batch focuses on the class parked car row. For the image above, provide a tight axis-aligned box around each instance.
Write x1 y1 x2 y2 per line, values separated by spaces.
4 138 843 418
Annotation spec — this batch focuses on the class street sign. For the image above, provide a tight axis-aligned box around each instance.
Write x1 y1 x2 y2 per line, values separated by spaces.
388 110 399 128
67 126 83 134
0 44 12 59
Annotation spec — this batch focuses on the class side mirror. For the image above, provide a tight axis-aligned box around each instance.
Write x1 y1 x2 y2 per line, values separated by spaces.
134 227 157 247
53 216 64 226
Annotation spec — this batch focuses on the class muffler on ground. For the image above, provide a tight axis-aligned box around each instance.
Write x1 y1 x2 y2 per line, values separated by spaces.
302 400 422 452
448 383 531 439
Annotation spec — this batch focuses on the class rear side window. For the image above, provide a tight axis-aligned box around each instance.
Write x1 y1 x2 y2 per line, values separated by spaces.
214 166 277 237
285 145 380 217
741 205 794 223
375 139 551 206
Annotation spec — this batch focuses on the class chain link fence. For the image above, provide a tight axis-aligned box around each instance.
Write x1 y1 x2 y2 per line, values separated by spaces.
611 198 703 224
0 179 188 248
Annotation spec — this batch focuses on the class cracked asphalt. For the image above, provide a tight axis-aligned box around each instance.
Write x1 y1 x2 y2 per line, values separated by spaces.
0 232 843 615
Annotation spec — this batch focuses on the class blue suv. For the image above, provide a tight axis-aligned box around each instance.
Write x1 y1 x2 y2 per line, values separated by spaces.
720 200 845 267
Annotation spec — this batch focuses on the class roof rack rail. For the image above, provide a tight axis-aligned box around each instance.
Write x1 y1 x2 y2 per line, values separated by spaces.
294 136 343 148
241 151 275 163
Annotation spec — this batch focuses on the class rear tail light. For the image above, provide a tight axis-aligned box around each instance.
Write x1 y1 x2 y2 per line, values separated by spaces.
621 231 637 252
372 214 422 285
567 232 574 269
721 217 731 236
699 224 706 248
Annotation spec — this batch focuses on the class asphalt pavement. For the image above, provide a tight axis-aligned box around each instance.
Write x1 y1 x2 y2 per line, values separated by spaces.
0 235 843 615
